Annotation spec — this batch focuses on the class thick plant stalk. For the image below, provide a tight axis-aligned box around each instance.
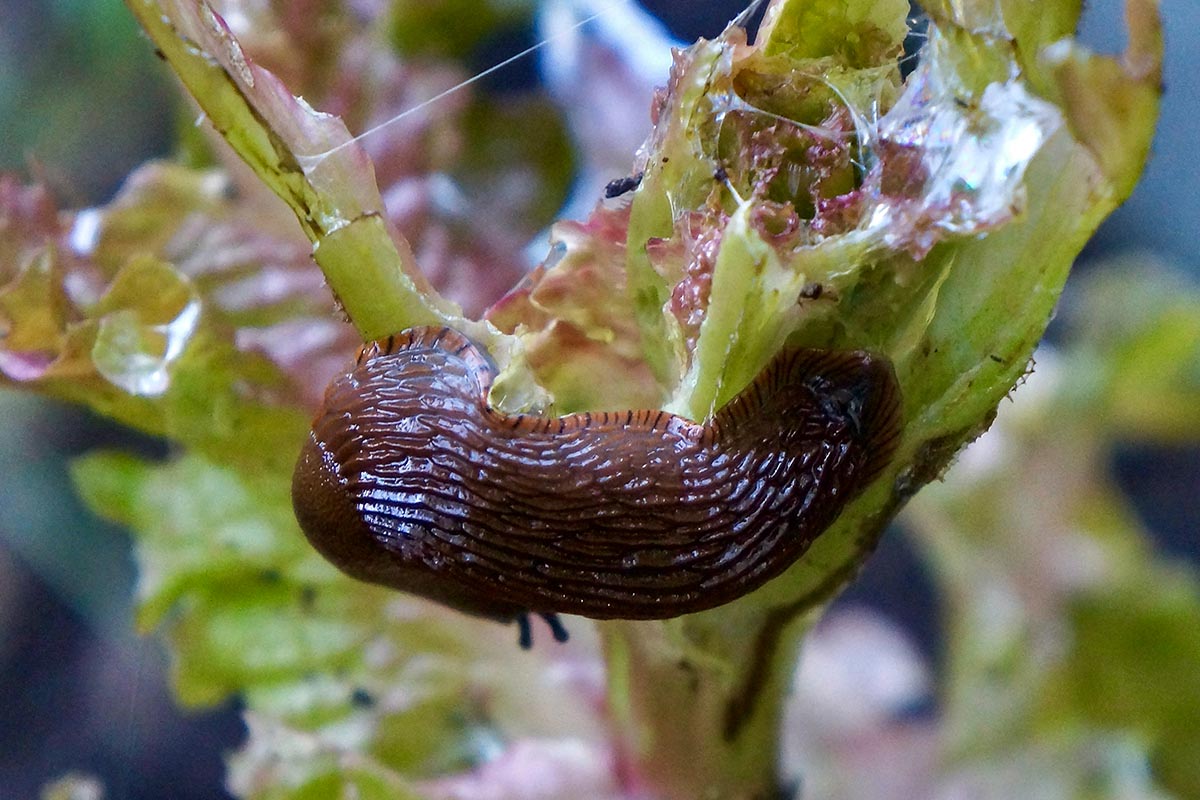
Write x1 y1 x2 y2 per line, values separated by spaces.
588 2 1162 796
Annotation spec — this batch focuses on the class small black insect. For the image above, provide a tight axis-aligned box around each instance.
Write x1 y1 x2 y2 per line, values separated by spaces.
604 172 644 199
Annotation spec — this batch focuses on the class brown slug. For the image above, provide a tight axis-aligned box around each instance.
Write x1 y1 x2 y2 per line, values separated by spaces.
292 326 901 647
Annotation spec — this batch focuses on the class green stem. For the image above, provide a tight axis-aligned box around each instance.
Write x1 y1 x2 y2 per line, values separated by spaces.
123 0 469 342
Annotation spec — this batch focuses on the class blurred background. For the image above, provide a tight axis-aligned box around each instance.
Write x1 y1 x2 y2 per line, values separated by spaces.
0 0 1196 798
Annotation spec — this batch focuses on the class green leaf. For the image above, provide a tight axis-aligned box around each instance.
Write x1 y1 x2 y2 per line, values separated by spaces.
2 165 327 470
1049 579 1200 798
905 262 1198 800
72 443 610 791
758 0 910 68
169 585 376 706
388 0 535 59
72 452 315 631
1059 261 1200 442
452 96 574 239
230 713 429 800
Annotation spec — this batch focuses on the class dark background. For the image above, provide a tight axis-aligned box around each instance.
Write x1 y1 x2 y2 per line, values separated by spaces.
0 1 1195 797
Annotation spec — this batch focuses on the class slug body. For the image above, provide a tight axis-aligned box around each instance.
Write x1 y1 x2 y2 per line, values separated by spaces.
293 327 901 642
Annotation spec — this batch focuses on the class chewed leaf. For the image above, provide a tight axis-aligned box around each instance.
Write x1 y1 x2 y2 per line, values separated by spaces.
488 0 1152 441
854 34 1063 254
487 206 667 412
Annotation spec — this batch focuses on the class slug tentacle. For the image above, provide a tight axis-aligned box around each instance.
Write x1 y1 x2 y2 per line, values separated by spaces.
292 326 902 645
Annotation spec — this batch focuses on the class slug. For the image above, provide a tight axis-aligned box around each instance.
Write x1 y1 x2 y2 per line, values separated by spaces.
292 327 901 647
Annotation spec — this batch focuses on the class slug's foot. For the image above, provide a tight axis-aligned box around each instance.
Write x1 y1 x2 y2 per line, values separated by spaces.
516 613 571 649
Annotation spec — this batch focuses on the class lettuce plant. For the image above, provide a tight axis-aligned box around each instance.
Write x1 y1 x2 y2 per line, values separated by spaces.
0 0 1168 797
